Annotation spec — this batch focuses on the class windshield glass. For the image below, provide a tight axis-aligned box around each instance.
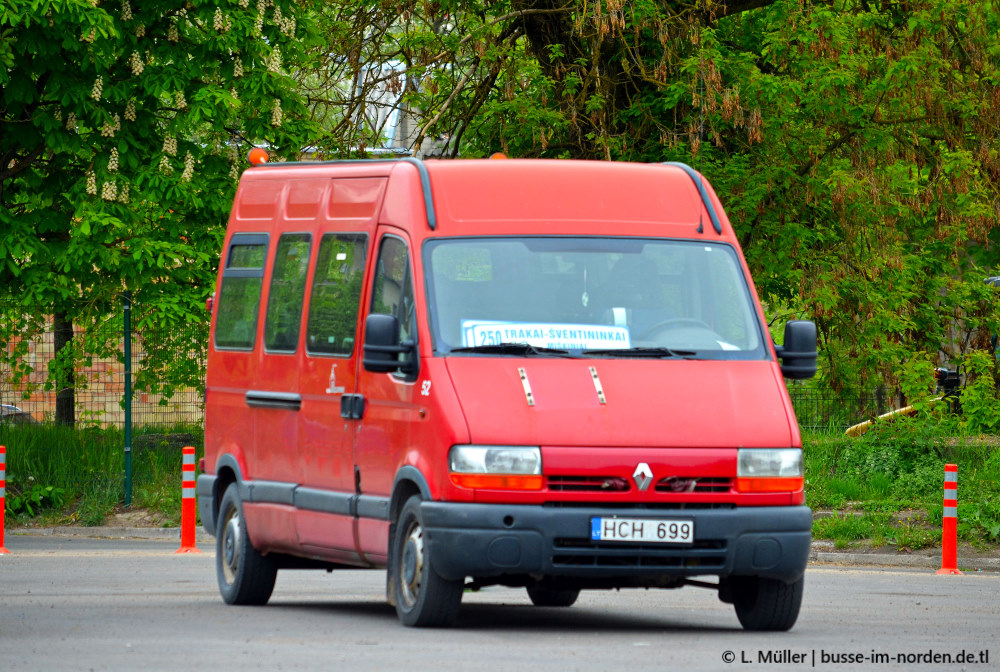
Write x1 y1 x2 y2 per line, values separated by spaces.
424 237 767 359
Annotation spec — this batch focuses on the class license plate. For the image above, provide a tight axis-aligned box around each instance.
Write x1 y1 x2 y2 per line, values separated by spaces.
591 517 694 544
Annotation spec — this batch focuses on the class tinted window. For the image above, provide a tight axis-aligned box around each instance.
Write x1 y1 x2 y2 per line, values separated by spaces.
264 233 312 352
306 233 368 355
215 234 268 349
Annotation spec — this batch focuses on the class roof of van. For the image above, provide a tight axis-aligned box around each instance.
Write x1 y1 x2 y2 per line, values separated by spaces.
422 159 728 238
235 158 732 240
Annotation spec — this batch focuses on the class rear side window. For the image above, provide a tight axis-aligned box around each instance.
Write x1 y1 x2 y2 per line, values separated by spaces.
306 233 368 355
264 233 312 352
215 234 268 349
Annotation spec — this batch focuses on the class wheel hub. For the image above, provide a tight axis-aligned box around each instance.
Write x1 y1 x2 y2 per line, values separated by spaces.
221 513 240 584
398 524 424 607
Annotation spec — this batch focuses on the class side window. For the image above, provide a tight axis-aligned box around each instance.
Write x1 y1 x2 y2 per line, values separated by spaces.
306 233 368 355
215 234 268 349
264 233 311 352
371 236 417 370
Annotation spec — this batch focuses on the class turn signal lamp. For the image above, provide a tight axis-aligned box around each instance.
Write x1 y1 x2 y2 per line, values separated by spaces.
449 445 543 490
735 448 804 493
248 147 269 166
489 152 508 160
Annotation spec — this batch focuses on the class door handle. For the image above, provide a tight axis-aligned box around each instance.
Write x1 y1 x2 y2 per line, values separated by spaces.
340 393 365 420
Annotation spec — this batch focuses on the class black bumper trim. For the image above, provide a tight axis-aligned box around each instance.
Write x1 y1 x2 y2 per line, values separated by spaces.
196 474 217 536
420 502 811 584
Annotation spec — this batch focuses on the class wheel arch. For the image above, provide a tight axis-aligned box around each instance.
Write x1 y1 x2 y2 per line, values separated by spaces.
213 455 246 525
390 465 432 522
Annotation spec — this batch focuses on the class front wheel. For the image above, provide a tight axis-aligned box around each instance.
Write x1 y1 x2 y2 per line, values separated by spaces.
728 576 803 631
216 483 277 606
390 495 463 627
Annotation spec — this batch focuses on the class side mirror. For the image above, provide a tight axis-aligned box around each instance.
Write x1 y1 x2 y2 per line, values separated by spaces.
775 320 817 380
363 313 417 375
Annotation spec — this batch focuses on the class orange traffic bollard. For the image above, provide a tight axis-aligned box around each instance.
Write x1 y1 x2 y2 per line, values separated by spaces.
0 445 9 554
175 446 201 554
936 463 962 575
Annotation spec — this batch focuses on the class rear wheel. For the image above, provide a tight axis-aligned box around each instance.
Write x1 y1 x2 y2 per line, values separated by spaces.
526 586 580 608
390 495 463 627
216 483 277 606
729 576 803 631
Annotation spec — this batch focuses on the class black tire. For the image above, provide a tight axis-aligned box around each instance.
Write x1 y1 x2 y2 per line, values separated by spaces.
216 483 277 606
526 586 580 608
730 576 803 631
390 495 463 627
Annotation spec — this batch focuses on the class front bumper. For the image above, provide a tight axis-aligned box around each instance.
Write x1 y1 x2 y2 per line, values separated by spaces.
196 474 218 536
421 502 811 585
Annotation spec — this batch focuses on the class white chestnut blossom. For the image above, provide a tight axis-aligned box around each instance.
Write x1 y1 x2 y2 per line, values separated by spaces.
130 51 144 75
271 98 282 127
181 152 195 182
267 46 281 72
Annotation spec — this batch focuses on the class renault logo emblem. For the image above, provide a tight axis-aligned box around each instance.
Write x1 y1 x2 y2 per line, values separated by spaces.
633 463 654 491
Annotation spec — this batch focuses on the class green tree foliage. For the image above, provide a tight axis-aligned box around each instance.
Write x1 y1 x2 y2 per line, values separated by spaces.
437 0 1000 393
0 0 321 417
294 1 534 157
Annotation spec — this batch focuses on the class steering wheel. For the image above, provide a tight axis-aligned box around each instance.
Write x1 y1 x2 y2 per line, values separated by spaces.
638 317 714 340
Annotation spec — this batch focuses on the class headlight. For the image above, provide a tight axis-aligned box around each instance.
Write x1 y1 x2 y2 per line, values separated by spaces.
736 448 803 493
449 446 542 490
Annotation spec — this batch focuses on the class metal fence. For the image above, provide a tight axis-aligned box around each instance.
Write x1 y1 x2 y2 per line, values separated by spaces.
1 312 204 428
786 385 900 432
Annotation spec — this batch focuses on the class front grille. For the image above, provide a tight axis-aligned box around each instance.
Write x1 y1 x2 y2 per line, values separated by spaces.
655 476 732 493
552 537 728 569
547 475 631 492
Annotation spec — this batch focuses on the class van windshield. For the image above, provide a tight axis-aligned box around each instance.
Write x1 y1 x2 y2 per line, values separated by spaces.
424 237 768 360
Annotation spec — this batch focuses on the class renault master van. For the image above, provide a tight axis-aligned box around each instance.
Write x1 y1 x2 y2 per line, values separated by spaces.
199 157 818 630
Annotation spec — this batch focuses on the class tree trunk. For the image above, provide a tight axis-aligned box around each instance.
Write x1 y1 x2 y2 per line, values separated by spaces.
53 311 75 427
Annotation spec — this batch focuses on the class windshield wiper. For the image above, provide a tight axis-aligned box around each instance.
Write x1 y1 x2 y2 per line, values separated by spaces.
448 343 579 358
582 347 696 359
